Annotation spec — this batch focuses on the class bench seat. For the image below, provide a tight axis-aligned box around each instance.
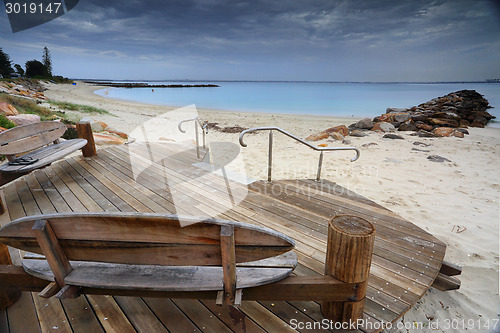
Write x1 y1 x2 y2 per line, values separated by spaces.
23 251 297 292
0 138 87 174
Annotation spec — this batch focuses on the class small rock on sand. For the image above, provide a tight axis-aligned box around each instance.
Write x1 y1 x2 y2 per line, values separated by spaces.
350 130 368 137
383 133 404 140
413 141 431 147
427 155 451 163
372 122 395 132
354 118 374 130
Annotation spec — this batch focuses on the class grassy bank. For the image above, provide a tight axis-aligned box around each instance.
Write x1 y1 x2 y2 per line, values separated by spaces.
0 93 56 120
48 100 110 115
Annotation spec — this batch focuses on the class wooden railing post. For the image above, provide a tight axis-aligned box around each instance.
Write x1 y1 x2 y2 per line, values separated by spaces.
0 243 21 309
76 121 97 157
321 215 375 325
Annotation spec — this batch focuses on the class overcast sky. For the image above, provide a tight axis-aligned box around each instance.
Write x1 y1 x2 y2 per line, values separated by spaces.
1 0 499 81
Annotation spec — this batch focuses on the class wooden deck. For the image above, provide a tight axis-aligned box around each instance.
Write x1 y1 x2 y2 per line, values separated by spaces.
0 142 446 332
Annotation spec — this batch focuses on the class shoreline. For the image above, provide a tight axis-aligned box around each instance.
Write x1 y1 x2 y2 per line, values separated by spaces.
93 85 368 121
44 81 364 134
42 81 499 330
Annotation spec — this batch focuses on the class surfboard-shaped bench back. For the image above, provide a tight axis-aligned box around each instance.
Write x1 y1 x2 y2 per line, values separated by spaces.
0 213 297 298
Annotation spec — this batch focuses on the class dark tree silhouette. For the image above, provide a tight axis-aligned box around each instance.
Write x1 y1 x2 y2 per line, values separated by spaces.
42 47 52 76
0 48 14 78
25 59 49 77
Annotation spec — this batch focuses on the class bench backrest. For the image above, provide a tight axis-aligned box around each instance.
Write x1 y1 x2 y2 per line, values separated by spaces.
0 212 295 266
0 121 66 155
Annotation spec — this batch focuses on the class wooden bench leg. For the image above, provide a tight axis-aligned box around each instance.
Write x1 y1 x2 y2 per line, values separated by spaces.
321 215 375 325
220 225 237 305
32 219 80 299
0 243 21 309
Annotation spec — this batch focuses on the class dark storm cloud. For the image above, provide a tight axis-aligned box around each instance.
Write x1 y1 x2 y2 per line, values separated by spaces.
1 0 499 80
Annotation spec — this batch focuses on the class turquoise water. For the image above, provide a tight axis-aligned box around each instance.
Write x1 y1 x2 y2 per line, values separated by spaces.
95 81 500 124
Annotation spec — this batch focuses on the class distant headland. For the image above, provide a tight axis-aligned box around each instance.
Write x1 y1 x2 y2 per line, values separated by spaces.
83 81 219 88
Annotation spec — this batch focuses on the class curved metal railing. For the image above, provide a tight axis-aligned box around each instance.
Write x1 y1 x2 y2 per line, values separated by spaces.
239 127 360 182
178 117 209 159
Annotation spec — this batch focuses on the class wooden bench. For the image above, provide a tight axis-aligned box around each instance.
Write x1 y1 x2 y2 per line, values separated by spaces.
0 121 87 186
0 213 376 324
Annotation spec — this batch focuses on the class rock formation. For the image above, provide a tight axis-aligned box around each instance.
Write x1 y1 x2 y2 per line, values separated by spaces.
305 90 495 141
378 90 494 131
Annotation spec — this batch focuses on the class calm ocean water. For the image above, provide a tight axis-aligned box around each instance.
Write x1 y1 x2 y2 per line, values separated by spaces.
95 81 500 125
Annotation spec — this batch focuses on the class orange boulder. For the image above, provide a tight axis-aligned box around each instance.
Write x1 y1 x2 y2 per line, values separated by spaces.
325 125 349 137
305 131 329 141
0 103 19 116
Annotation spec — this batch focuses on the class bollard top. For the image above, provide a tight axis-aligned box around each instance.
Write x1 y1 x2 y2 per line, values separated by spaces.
330 215 375 236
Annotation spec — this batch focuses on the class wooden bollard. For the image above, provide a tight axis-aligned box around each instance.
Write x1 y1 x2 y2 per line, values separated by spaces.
76 121 97 157
321 215 375 325
0 243 21 309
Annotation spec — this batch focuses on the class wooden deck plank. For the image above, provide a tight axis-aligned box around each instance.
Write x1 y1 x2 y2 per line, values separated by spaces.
172 299 233 332
99 150 179 214
51 162 112 212
367 274 419 305
250 180 441 244
248 181 445 259
23 174 57 215
113 296 169 332
250 179 444 247
49 163 99 212
5 292 41 333
33 170 72 213
238 301 298 333
32 296 73 333
93 147 227 218
3 184 25 221
200 301 267 333
262 179 442 245
61 297 104 333
259 301 328 333
84 154 172 214
40 168 87 213
74 158 158 213
86 295 136 333
106 146 228 218
110 145 256 219
143 298 202 333
63 159 129 213
15 180 40 217
362 298 400 325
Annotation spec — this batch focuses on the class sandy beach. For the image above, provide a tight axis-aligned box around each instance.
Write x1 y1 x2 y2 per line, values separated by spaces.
43 81 499 331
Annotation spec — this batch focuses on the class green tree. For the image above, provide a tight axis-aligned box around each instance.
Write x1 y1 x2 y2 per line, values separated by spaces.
14 64 24 76
42 47 52 77
25 59 49 77
0 48 14 78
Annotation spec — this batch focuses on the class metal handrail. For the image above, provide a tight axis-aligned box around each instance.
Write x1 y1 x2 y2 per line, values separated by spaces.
239 127 360 182
178 117 208 159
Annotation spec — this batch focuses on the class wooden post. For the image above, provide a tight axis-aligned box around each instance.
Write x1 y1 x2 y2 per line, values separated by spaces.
0 243 21 309
321 215 375 325
76 121 97 157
